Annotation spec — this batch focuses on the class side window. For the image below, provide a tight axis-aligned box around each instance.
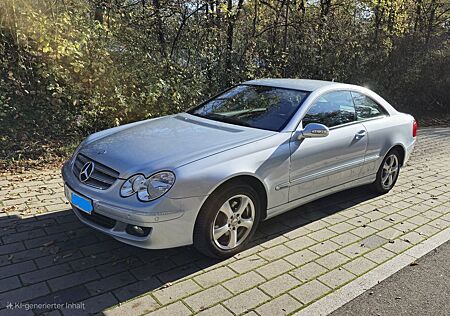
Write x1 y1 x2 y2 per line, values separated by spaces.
351 92 388 120
302 91 356 128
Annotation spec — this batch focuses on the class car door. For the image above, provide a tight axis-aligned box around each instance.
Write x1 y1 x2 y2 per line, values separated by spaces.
289 90 368 201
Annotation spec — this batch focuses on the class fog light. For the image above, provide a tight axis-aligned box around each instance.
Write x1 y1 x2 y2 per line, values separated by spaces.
126 225 151 237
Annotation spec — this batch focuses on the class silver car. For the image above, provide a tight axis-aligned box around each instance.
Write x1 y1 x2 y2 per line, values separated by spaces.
62 79 417 258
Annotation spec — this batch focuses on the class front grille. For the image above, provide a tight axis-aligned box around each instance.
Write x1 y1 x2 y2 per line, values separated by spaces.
79 210 116 229
73 153 119 189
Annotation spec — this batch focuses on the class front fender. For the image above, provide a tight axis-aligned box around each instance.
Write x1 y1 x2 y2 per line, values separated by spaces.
166 133 291 209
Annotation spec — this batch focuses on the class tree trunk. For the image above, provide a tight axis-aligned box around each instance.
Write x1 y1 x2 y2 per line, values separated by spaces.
225 0 234 81
225 0 244 83
152 0 166 58
425 0 437 47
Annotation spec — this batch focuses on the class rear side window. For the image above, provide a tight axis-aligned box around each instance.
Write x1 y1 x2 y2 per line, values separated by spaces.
302 91 356 128
351 92 388 120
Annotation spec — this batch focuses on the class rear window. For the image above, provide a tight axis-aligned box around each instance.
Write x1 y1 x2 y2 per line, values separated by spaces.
351 92 388 120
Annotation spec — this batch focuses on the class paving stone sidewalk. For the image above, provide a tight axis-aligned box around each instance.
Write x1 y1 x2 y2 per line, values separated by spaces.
0 127 449 316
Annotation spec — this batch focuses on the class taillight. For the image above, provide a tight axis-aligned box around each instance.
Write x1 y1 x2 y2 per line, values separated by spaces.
412 120 418 137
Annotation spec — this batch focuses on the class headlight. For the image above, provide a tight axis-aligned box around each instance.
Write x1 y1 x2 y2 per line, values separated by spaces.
120 171 176 201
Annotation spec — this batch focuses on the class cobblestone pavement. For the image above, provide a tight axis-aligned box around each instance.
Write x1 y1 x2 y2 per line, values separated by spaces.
0 127 449 316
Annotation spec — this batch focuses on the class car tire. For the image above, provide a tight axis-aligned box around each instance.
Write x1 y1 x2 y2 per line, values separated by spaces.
371 148 402 194
193 181 261 259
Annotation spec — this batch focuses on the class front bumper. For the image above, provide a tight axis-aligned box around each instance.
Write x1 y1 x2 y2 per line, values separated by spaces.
62 161 206 249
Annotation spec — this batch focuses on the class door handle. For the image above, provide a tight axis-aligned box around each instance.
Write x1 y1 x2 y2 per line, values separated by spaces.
355 130 366 139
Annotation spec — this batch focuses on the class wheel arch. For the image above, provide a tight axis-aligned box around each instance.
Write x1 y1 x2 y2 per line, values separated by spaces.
198 174 269 222
388 144 406 166
192 173 268 258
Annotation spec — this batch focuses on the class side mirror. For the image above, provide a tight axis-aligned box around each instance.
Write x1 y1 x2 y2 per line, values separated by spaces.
298 123 329 139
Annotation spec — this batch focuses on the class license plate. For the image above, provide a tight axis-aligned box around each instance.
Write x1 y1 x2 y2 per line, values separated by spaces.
65 185 93 214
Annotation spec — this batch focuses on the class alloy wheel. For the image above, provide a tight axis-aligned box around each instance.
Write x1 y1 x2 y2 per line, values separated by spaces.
381 154 399 189
212 194 255 250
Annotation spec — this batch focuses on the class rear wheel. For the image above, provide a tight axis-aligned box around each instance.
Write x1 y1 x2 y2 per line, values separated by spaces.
371 149 401 194
193 182 261 258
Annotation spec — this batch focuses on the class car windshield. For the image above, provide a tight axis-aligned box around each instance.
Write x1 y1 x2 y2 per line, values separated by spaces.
188 85 309 131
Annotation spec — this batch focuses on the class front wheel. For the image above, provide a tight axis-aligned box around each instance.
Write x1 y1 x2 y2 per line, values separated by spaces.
193 182 261 258
371 149 401 194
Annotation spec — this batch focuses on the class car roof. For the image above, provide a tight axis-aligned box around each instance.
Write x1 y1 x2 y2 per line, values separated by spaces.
242 78 340 92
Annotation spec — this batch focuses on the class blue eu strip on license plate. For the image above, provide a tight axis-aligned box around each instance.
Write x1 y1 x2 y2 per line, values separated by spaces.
71 192 93 214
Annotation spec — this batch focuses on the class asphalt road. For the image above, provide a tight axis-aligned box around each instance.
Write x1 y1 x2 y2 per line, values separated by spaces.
331 240 450 316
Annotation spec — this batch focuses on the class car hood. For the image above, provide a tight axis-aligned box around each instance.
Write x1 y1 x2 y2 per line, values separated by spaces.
80 113 276 178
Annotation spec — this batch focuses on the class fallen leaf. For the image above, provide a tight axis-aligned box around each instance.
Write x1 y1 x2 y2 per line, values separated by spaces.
160 282 172 289
43 240 55 247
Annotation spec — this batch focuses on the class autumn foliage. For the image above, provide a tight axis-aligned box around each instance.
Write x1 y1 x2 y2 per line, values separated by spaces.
0 0 449 166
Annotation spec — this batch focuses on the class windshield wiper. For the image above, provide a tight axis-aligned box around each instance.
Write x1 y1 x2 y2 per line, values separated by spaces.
197 113 252 127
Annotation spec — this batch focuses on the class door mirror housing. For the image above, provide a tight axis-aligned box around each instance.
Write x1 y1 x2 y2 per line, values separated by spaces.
298 123 330 139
